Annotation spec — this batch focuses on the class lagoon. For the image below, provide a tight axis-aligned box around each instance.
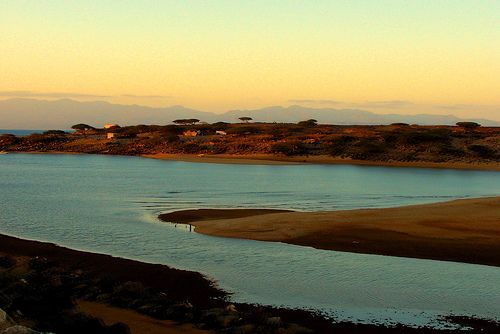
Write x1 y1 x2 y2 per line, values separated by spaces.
1 153 499 326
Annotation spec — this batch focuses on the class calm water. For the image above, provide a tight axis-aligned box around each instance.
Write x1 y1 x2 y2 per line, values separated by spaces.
1 153 499 327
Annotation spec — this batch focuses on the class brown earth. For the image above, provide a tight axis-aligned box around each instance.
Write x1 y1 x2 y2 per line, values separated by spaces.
159 197 500 267
77 300 214 334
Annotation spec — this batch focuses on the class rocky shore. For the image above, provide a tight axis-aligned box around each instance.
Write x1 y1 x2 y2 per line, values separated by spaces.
2 234 500 333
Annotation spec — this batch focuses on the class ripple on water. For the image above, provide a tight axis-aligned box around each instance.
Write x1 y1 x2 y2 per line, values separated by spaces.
0 153 499 327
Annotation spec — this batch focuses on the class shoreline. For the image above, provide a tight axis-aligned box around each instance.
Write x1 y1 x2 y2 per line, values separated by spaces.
7 151 500 170
159 197 500 267
144 153 500 170
2 234 500 333
4 233 482 333
0 233 225 306
0 234 331 332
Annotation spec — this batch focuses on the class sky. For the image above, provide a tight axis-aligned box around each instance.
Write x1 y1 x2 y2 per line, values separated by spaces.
1 1 499 119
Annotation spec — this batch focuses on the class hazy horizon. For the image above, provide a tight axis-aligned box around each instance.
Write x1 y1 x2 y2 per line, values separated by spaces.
1 1 499 120
1 96 500 122
1 97 499 130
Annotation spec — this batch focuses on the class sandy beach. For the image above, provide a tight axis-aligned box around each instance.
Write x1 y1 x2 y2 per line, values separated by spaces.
9 151 500 170
144 153 500 171
159 197 500 267
77 301 214 334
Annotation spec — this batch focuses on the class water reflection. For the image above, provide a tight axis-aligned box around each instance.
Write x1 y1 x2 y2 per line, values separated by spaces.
0 153 499 326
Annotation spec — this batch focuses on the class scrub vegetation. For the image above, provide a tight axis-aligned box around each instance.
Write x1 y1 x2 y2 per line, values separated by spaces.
1 122 499 164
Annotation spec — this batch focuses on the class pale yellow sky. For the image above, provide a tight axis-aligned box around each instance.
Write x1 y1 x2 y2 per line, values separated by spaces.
1 1 499 119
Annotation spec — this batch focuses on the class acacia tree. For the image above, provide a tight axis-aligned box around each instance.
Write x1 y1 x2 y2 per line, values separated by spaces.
456 122 480 129
173 119 200 125
71 123 95 131
297 119 318 127
238 117 253 123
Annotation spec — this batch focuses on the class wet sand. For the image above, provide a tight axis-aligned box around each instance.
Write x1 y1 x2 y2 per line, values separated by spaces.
77 301 214 334
159 197 500 267
162 208 292 224
145 153 500 171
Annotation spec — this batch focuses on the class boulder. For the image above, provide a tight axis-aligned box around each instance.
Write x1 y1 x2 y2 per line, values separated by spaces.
0 309 14 331
264 316 282 327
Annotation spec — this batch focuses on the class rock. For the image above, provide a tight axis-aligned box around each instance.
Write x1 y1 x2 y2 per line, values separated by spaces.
0 309 14 331
216 314 239 327
95 293 112 302
1 325 40 334
203 307 225 318
264 316 282 327
225 304 237 313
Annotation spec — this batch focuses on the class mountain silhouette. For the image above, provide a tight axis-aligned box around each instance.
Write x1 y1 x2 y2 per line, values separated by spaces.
0 98 497 129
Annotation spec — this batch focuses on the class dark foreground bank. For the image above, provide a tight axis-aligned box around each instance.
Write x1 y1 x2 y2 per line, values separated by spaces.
1 234 499 333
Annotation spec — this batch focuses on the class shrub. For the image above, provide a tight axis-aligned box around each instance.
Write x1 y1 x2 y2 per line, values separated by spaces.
265 125 287 137
173 119 200 125
163 134 180 143
207 143 228 154
328 136 357 156
179 141 202 153
26 134 56 143
238 116 253 123
402 129 451 144
0 134 19 146
71 123 95 131
161 124 183 135
353 139 387 158
468 144 496 158
226 126 261 135
193 124 215 134
234 143 253 151
439 144 465 157
210 122 230 132
43 130 67 135
457 122 480 129
270 141 309 156
297 119 318 127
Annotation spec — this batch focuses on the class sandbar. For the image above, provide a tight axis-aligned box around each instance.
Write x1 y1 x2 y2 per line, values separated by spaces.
159 197 500 267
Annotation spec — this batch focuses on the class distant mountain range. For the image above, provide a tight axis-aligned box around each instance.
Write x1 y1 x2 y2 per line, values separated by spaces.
0 98 498 130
